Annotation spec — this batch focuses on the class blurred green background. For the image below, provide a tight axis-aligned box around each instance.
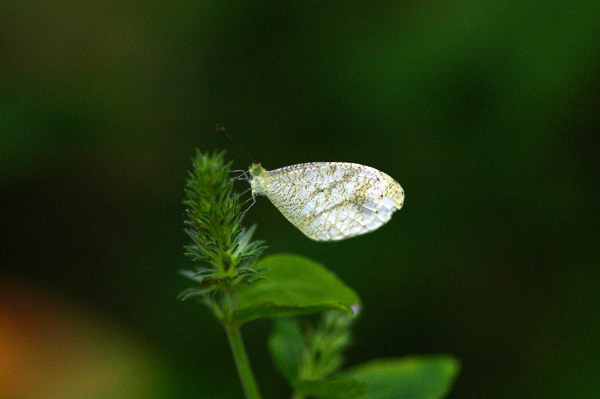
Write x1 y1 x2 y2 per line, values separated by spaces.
1 1 599 398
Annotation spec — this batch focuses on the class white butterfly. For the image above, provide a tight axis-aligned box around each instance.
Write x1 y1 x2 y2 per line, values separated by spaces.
249 162 404 241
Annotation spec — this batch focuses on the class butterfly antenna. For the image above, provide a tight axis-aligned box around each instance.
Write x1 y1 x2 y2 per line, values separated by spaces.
216 123 256 164
230 169 250 182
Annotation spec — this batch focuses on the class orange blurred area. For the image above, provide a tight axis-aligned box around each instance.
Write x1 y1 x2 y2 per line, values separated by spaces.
0 279 168 399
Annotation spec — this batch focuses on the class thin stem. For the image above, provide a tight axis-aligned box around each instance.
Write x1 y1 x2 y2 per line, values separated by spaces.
225 323 263 399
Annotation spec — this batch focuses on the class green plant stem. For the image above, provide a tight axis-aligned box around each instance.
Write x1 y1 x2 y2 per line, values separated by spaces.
225 323 262 399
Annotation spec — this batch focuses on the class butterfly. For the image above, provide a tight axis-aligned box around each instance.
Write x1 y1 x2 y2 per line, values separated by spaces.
248 162 404 241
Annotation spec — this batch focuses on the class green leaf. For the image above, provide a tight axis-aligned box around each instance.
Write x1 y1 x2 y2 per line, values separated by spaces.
268 318 305 382
344 356 460 399
295 378 368 399
233 254 360 325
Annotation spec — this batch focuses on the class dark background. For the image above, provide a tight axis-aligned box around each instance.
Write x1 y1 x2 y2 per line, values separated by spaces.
2 1 599 398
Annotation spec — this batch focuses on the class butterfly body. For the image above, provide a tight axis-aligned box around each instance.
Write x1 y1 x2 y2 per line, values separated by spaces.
249 162 404 241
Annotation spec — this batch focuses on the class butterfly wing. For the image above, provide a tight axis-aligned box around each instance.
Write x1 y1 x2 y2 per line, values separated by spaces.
260 162 404 241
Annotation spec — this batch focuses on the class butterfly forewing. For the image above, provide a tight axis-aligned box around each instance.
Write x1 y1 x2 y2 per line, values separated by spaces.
250 162 404 241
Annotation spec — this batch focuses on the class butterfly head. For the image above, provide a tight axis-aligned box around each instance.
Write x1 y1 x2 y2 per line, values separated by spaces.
248 163 268 195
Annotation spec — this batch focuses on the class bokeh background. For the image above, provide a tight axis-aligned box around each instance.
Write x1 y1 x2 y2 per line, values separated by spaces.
2 1 599 398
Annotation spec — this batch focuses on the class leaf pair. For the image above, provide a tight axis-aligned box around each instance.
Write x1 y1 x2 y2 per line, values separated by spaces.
241 254 460 399
269 317 459 399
